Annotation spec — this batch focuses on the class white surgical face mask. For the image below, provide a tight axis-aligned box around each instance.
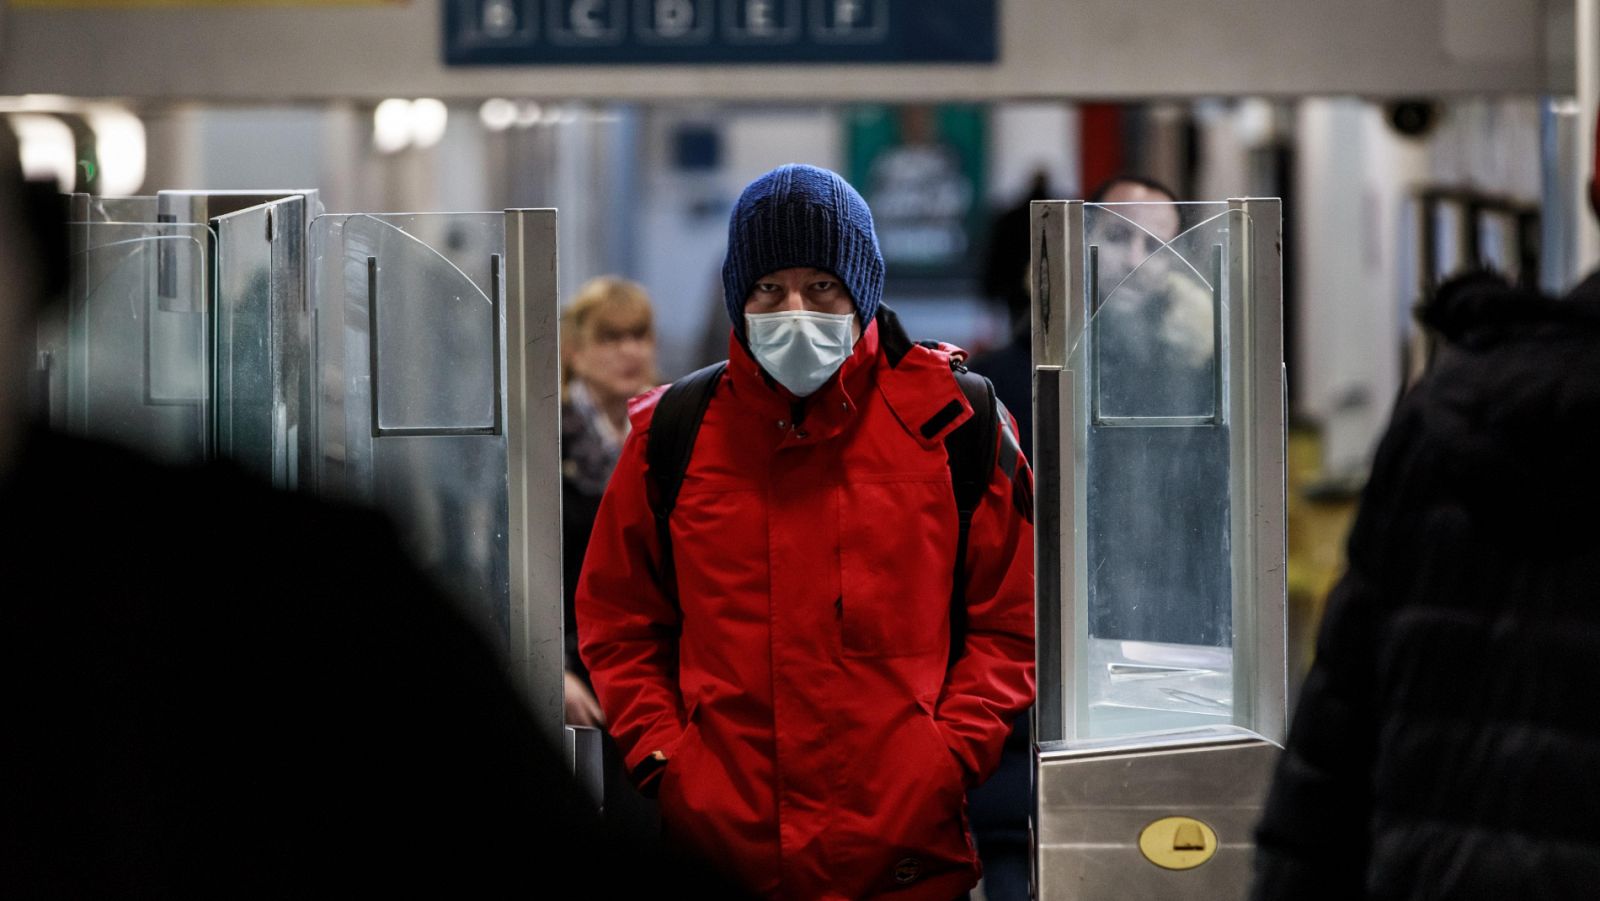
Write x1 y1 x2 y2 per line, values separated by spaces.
744 310 856 398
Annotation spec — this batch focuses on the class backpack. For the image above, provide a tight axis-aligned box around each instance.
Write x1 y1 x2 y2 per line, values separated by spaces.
645 307 1002 665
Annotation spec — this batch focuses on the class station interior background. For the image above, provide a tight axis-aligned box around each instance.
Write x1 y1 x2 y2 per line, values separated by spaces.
0 0 1590 685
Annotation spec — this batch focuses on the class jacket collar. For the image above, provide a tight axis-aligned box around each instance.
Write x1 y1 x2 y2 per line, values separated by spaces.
722 305 972 449
871 306 972 448
726 316 882 444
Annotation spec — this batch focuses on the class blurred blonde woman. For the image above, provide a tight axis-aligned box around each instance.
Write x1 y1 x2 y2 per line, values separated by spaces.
560 277 658 729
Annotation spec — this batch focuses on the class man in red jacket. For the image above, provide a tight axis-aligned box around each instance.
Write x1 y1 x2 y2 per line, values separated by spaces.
577 164 1035 900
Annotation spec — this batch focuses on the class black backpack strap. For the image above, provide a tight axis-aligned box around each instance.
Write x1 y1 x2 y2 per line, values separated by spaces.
645 361 727 607
944 360 1001 667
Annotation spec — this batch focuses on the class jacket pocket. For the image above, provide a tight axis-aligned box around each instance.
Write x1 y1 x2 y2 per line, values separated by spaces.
837 478 958 658
852 700 977 896
915 696 968 796
657 698 701 811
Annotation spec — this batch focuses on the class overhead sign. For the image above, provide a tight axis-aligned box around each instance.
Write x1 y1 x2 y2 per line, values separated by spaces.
13 0 399 6
444 0 997 65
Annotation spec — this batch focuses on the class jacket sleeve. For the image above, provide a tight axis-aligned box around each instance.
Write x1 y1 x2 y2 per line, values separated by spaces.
935 407 1037 787
574 416 688 778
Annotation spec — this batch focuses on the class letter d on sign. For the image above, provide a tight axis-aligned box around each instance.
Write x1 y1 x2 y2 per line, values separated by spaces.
655 0 693 36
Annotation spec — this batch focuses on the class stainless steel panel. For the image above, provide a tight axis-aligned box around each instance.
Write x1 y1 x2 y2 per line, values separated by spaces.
1031 200 1088 744
158 189 323 227
40 193 90 429
1229 198 1287 743
1036 730 1278 900
1030 200 1077 370
1579 0 1600 278
503 208 565 755
1034 366 1065 742
567 725 605 809
1542 99 1586 295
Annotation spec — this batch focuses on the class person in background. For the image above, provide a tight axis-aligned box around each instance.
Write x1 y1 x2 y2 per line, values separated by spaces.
1086 175 1214 417
559 275 663 837
1250 138 1600 900
969 174 1190 463
1077 176 1236 650
979 167 1052 346
577 164 1035 900
560 275 659 728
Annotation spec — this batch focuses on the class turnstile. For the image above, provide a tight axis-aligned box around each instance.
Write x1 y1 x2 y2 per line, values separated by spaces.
1030 199 1286 898
306 208 596 790
42 195 596 795
43 190 320 472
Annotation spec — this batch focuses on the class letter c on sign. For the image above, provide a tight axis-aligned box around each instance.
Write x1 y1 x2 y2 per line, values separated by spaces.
571 0 604 37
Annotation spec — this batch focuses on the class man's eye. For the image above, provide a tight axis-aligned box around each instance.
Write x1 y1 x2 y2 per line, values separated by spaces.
812 281 837 292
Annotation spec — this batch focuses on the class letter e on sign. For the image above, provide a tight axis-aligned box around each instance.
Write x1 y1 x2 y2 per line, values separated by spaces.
723 0 799 42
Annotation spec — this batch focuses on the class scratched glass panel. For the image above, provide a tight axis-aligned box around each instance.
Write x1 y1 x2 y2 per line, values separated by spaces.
309 213 510 645
58 221 212 465
1074 202 1241 738
214 197 310 489
86 196 159 223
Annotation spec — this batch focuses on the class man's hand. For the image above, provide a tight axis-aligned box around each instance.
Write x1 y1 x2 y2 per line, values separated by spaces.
564 670 607 727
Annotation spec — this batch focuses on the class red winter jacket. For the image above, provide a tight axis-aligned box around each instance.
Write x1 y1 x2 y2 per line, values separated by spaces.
576 318 1035 901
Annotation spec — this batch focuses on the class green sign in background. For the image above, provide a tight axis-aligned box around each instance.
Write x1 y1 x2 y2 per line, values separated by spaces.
847 104 987 282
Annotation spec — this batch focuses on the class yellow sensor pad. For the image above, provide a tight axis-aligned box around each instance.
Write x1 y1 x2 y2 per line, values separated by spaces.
1138 816 1219 870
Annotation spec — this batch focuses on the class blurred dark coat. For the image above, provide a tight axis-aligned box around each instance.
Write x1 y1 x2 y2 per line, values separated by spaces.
0 427 746 899
1251 272 1600 900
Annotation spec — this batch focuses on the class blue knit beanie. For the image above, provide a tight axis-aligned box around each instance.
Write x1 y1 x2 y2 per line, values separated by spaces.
722 164 884 340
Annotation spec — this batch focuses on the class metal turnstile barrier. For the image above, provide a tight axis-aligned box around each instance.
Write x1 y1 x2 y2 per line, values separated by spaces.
1030 198 1287 898
41 196 595 793
46 190 321 471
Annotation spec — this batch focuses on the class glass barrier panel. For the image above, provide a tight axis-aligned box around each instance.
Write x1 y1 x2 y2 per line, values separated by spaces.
215 207 274 479
1071 202 1245 739
310 212 510 642
88 196 160 223
214 197 310 489
56 221 212 464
